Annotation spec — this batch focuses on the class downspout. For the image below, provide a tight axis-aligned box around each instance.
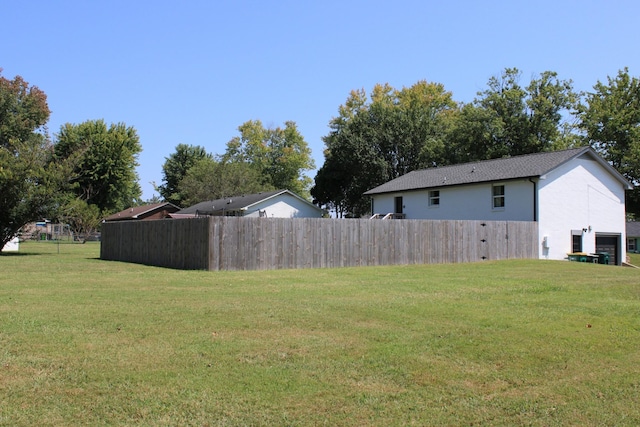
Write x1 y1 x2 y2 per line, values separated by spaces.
529 178 537 222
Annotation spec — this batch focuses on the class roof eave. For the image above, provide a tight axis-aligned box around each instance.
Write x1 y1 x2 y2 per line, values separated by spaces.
365 175 541 196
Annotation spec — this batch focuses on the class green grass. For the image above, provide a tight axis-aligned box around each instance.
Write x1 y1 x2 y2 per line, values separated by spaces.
1 242 640 426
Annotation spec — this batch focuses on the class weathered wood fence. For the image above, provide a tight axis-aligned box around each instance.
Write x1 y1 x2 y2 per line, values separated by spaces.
100 217 539 270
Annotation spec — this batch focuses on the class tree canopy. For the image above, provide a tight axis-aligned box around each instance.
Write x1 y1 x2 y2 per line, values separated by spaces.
55 120 143 214
0 71 69 250
447 68 579 163
177 157 272 207
578 68 640 217
221 120 315 198
158 144 212 207
312 69 589 217
312 81 457 217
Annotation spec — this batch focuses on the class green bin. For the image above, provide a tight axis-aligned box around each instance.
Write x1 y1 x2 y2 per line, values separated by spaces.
568 253 588 262
596 252 609 265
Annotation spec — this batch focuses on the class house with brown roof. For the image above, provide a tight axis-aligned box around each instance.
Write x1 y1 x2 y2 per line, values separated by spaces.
103 202 180 222
365 147 632 265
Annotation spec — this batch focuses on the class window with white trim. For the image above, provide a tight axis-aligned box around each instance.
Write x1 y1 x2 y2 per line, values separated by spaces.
492 185 505 209
429 190 440 206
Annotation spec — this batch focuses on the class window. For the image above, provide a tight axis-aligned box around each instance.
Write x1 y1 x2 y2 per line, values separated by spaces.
492 185 505 209
429 190 440 206
572 230 583 253
629 238 637 252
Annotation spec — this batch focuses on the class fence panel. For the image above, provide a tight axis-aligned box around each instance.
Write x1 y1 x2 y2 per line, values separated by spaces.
100 218 538 270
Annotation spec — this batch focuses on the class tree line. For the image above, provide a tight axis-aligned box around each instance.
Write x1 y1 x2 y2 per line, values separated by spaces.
1 66 639 250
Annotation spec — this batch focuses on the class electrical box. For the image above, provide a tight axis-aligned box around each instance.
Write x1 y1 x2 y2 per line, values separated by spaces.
542 236 549 248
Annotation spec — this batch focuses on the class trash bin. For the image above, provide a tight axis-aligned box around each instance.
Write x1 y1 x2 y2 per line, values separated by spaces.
596 252 609 265
568 253 588 262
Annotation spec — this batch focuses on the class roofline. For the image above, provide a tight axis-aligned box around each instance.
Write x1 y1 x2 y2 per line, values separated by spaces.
365 147 633 195
242 189 325 212
104 202 180 220
133 202 180 217
364 175 540 196
579 148 633 190
186 190 325 215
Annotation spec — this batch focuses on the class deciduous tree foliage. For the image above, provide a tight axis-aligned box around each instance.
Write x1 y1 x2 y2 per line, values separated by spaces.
55 120 142 214
59 197 102 240
313 71 583 216
221 120 315 198
158 144 211 206
578 68 640 217
312 81 456 217
177 157 271 207
0 71 69 250
448 68 579 163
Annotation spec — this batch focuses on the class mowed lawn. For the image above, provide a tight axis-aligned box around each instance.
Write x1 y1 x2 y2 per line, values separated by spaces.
1 242 640 426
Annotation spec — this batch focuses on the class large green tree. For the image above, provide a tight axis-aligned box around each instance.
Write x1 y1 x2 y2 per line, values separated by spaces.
578 68 640 217
448 68 579 163
158 144 211 206
0 71 69 250
221 120 315 197
312 81 456 217
177 157 272 207
55 120 142 214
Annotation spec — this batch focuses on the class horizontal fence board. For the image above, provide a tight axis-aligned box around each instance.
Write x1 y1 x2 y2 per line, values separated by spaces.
100 218 539 271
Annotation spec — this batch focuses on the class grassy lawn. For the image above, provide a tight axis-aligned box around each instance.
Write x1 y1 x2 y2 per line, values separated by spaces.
1 242 639 426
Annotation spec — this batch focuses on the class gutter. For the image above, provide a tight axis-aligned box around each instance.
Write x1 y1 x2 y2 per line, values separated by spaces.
529 178 538 222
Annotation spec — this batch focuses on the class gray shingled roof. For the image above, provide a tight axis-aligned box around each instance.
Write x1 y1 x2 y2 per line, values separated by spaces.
175 189 324 216
176 190 286 215
364 147 631 195
627 222 640 238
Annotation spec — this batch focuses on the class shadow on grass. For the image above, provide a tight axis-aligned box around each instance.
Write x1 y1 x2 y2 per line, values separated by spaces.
0 252 42 257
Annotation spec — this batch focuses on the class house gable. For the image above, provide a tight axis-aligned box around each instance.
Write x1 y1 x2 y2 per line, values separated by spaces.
176 190 324 218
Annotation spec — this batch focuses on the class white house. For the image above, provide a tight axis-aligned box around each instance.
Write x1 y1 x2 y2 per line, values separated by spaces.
173 189 325 219
364 147 633 265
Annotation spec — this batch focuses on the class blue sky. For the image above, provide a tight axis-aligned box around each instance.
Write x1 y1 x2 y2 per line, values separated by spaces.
3 0 639 201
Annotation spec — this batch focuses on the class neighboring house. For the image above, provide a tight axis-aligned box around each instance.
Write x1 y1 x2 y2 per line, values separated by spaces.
173 189 325 219
364 147 632 265
627 222 640 254
103 202 180 222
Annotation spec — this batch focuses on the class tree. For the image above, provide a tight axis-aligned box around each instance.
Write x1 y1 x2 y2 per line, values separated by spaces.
54 120 143 214
448 68 579 162
221 120 315 197
0 70 69 250
59 197 102 240
177 157 271 207
312 81 456 216
578 68 640 217
158 144 211 206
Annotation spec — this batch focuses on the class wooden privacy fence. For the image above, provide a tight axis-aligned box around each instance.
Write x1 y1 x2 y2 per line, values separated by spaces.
101 217 539 271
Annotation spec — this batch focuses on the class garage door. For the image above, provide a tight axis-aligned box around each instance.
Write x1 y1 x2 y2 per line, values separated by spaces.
595 235 619 265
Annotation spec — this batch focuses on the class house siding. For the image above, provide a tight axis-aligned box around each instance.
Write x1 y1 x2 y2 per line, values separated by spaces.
537 155 627 262
372 179 535 221
243 195 324 218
